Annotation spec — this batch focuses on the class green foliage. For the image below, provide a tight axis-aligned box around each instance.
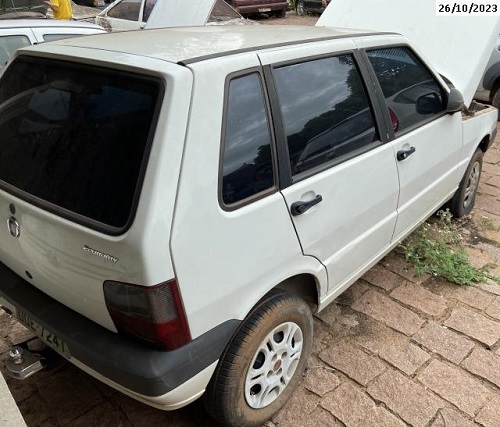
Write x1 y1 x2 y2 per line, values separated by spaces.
401 210 499 286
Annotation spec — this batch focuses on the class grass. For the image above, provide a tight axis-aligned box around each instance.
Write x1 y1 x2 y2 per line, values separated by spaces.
401 210 499 286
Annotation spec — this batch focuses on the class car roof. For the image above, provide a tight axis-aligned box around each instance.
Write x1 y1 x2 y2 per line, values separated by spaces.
0 19 104 30
34 25 396 64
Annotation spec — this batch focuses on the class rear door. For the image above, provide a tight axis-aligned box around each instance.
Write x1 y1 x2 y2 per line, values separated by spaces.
259 39 400 294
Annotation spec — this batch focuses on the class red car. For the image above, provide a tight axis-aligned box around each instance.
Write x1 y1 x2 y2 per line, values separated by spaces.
224 0 288 17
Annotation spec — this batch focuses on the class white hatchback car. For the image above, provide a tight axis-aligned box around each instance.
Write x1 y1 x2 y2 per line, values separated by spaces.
0 5 498 427
96 0 248 31
0 19 106 71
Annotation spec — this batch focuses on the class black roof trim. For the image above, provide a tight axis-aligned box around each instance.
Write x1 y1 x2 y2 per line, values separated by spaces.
177 31 396 66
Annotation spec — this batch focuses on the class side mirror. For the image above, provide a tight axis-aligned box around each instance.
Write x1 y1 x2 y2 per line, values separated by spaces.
416 92 443 115
445 88 464 114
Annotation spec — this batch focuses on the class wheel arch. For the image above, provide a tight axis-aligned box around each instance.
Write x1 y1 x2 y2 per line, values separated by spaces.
274 273 320 312
478 134 492 153
490 78 500 102
483 63 500 95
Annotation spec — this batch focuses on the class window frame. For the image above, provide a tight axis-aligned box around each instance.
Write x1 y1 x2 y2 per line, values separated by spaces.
0 56 165 236
362 44 450 140
142 0 156 23
218 68 279 212
266 49 388 187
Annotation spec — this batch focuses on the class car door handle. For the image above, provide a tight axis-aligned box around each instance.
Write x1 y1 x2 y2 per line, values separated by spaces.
396 146 416 161
290 195 323 216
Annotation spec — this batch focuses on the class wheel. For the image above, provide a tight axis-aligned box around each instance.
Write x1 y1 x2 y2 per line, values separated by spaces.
204 290 313 427
491 88 500 121
296 0 305 15
450 148 483 218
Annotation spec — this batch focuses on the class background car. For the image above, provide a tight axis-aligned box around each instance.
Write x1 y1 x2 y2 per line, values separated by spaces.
0 19 106 71
296 0 331 15
223 0 288 17
96 0 248 31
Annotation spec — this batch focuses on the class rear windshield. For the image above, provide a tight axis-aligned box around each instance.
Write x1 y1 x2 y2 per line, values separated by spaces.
0 58 161 232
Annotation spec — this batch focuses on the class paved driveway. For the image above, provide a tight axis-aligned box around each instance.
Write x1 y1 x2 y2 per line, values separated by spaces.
1 13 500 427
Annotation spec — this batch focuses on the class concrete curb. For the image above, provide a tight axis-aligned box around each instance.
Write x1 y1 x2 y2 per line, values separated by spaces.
0 371 27 427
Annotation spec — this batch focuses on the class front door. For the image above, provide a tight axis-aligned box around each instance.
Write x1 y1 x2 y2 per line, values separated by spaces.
363 46 462 241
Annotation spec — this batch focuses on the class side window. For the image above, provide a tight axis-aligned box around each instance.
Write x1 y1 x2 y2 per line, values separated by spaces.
107 0 142 21
42 34 80 42
273 54 378 176
222 73 274 206
367 47 445 134
0 35 31 70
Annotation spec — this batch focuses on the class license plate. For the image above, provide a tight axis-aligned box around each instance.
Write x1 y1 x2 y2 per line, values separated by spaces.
258 7 271 12
17 309 71 359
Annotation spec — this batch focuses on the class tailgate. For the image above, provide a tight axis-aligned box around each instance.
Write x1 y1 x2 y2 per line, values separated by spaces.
0 55 166 331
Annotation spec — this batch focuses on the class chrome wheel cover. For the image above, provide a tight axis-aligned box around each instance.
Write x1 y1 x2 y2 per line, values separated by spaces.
244 321 303 409
463 160 481 210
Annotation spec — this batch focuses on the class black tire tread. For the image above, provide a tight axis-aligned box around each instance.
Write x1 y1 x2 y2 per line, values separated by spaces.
450 148 483 218
204 290 312 427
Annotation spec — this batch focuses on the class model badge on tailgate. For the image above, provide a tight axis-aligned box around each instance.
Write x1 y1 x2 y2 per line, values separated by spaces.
83 245 118 263
7 217 20 238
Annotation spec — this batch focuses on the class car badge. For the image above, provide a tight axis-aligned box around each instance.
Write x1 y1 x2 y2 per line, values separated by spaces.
83 245 118 263
7 217 20 238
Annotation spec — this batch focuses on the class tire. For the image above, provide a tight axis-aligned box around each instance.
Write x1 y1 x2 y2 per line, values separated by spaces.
491 88 500 121
204 291 313 427
296 0 305 15
450 148 483 218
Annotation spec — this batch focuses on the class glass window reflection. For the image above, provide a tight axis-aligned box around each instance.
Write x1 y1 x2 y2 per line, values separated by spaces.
367 47 445 134
222 73 274 205
274 55 378 175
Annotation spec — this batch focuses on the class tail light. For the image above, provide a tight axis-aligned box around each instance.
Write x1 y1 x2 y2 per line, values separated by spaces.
388 107 399 133
103 279 191 351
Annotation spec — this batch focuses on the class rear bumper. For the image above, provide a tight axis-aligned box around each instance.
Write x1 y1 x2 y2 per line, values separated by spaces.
0 261 239 402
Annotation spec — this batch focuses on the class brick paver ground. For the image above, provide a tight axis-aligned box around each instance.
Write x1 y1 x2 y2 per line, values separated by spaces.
2 12 500 427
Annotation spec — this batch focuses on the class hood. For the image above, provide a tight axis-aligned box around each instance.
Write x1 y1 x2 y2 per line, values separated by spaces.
317 0 500 106
146 0 214 28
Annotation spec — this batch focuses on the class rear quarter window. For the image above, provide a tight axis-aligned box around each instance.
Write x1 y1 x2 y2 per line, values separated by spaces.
221 72 275 207
0 58 161 233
